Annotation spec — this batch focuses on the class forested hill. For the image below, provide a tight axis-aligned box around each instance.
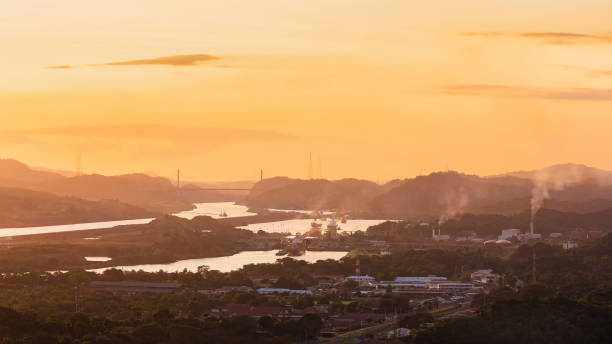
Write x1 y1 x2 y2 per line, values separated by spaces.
0 187 156 228
0 159 231 214
245 164 612 219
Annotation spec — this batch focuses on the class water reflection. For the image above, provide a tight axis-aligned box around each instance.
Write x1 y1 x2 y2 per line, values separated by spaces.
0 202 254 238
172 202 256 219
240 219 387 235
90 250 348 273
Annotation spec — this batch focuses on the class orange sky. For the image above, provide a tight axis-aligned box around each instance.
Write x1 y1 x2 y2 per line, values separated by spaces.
2 0 612 181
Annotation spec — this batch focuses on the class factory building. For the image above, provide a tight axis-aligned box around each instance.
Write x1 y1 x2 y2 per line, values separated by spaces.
498 228 521 240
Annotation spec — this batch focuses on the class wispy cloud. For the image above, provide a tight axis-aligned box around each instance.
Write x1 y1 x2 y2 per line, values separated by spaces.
101 54 218 66
46 65 71 70
461 32 612 45
46 54 221 69
439 84 612 101
562 65 612 78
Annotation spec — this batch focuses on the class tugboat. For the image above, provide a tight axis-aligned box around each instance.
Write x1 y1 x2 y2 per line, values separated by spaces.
325 219 339 239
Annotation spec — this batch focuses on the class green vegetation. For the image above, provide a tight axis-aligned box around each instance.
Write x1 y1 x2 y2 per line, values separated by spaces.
0 215 282 272
0 229 609 342
408 234 612 343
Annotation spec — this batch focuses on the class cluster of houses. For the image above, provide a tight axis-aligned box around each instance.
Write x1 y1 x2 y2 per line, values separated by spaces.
86 270 498 334
344 274 491 295
89 269 497 297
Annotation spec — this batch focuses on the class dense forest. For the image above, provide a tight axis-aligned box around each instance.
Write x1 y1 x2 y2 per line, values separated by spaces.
0 232 609 342
409 234 612 343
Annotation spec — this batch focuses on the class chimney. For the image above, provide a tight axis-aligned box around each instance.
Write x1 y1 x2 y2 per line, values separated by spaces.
530 222 534 235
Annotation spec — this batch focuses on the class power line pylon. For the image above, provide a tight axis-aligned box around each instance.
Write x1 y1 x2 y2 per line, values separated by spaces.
308 153 313 180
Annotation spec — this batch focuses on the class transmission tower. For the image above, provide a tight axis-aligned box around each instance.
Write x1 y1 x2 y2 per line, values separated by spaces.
308 153 313 180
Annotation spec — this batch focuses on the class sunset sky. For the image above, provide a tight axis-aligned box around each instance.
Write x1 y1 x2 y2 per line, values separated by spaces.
2 0 612 181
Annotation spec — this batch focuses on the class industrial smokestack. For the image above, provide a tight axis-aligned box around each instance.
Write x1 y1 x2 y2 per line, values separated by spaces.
530 222 534 235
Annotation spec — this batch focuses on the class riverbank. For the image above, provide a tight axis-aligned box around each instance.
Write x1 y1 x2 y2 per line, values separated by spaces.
0 215 289 272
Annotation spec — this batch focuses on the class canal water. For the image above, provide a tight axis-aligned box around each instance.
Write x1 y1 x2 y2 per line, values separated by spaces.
239 219 388 235
89 250 348 273
0 202 254 238
0 202 390 237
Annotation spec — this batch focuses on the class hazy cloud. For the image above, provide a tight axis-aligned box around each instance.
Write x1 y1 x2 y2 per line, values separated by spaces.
1 125 298 159
562 65 612 78
440 84 612 101
461 32 612 45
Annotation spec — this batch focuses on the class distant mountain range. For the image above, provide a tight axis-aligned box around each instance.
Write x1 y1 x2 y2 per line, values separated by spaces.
0 159 246 215
6 158 612 225
244 164 612 220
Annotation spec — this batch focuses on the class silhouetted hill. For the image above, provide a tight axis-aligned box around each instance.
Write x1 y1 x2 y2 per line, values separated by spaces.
0 159 64 185
493 163 612 185
0 187 156 228
244 177 385 211
0 159 242 213
245 165 612 219
370 172 532 219
32 173 191 213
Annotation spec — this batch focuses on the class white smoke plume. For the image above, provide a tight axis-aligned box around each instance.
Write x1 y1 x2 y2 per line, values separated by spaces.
438 192 470 226
530 165 589 221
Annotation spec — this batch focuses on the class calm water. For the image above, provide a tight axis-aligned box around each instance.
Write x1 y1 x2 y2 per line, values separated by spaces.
173 202 256 219
0 218 155 238
85 257 113 262
0 202 254 238
89 250 348 273
267 208 334 215
240 219 388 235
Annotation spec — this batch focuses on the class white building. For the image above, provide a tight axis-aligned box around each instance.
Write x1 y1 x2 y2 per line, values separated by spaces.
395 276 447 282
470 269 499 284
257 288 312 295
432 228 450 241
498 228 521 240
387 328 411 338
429 281 475 290
345 275 376 286
562 241 579 249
